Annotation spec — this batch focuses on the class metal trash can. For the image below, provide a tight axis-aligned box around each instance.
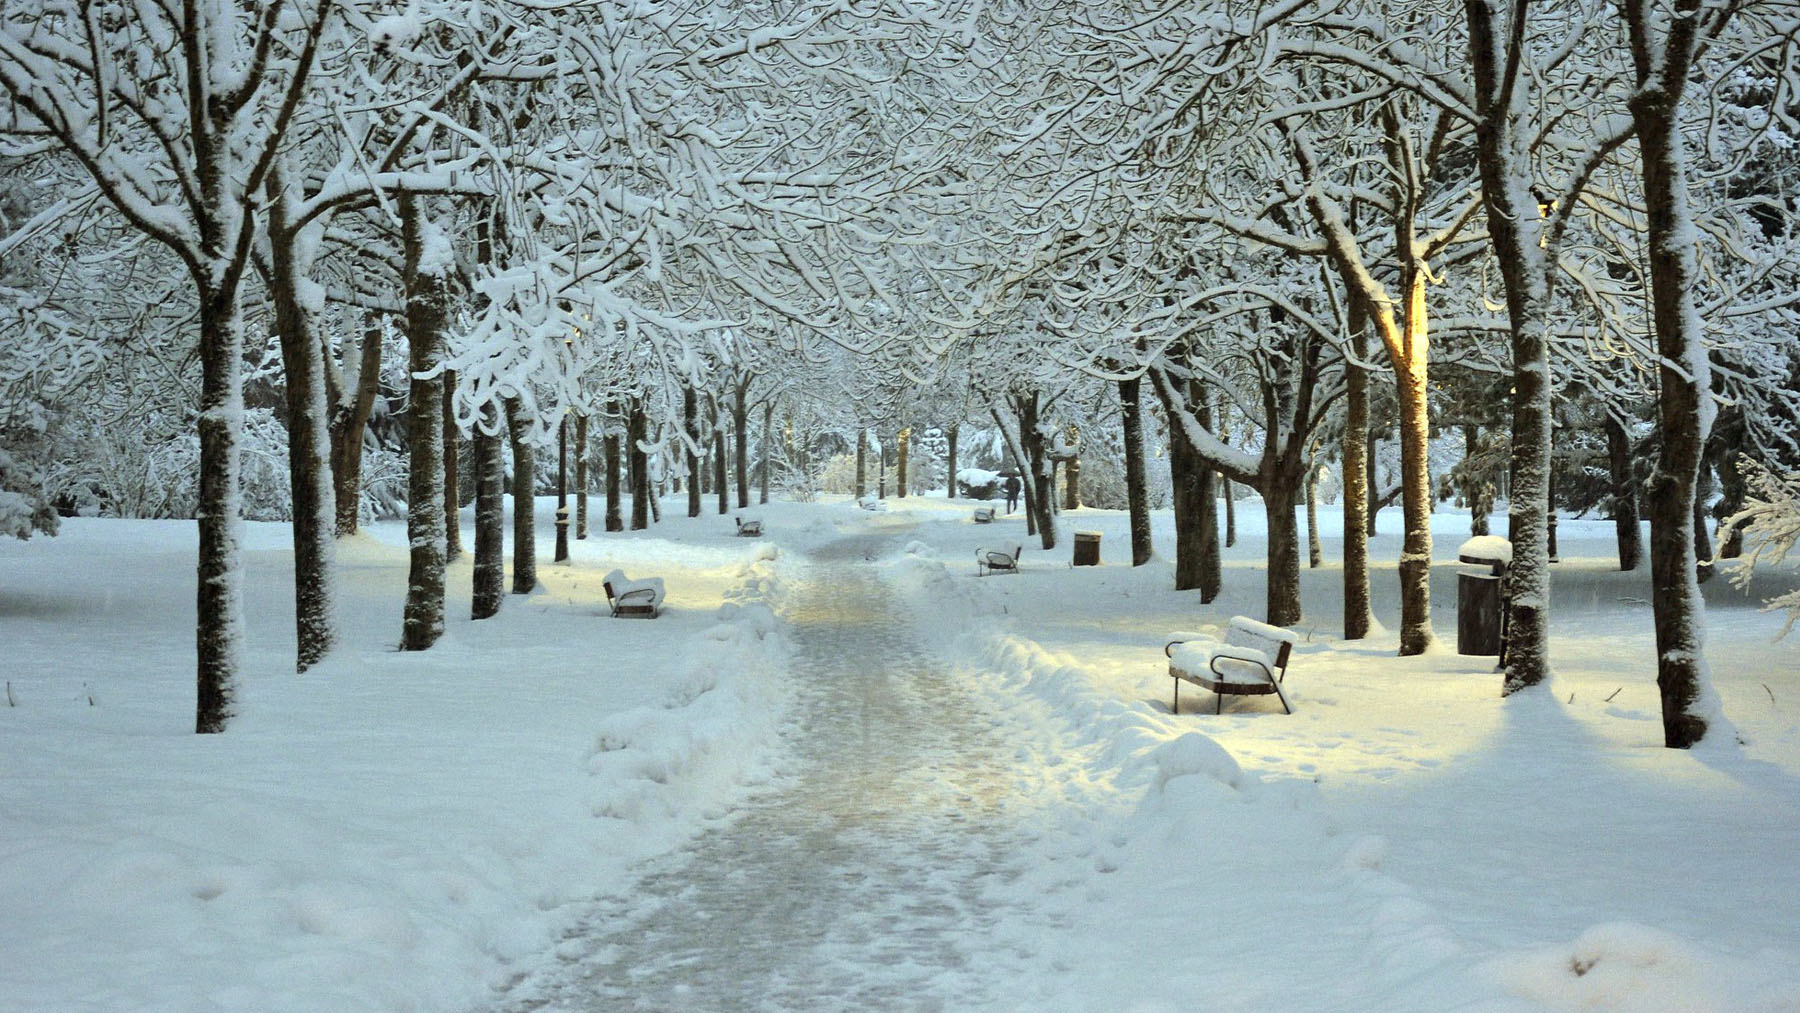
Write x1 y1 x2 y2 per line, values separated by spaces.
1456 536 1512 657
1073 530 1101 567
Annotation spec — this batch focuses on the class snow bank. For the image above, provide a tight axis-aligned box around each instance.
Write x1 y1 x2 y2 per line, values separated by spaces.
0 517 795 1010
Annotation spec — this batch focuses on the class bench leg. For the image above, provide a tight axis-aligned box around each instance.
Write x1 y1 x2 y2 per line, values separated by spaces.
1216 689 1223 715
1172 679 1179 715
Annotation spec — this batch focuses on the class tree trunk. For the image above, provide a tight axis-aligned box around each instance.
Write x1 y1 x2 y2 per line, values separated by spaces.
1153 377 1219 600
1627 0 1718 747
1466 0 1553 690
575 413 589 539
759 401 772 505
855 428 868 500
1265 469 1303 627
1064 444 1080 511
1219 405 1237 548
946 423 959 500
442 373 463 563
1463 424 1489 537
685 387 701 518
1607 412 1642 571
628 400 649 530
1014 394 1058 549
399 193 447 652
714 399 729 515
1306 441 1323 569
1694 464 1715 583
1366 428 1380 538
505 396 536 594
605 413 624 533
1342 318 1372 640
194 291 246 734
734 385 750 509
328 316 383 538
472 403 505 620
267 175 337 672
1395 358 1436 655
896 427 911 498
1120 377 1154 566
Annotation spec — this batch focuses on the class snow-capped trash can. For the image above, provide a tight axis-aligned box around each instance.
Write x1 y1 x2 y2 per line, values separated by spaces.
1073 531 1101 567
1456 536 1512 657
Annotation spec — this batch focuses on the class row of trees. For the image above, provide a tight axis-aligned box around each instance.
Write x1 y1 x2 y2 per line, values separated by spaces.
4 1 1798 748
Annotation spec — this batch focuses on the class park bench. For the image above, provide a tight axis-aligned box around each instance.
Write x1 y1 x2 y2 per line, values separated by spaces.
857 495 884 511
735 516 764 537
976 545 1022 577
971 506 996 523
603 569 665 619
1164 616 1298 714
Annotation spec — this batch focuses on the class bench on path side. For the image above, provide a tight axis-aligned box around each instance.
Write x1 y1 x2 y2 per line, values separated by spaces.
976 545 1022 577
735 516 764 537
972 506 996 524
858 495 884 511
1164 616 1298 714
603 569 665 619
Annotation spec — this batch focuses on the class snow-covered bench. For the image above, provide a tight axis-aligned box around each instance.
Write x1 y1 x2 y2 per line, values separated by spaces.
972 506 996 524
603 569 665 619
857 495 884 511
1164 616 1298 714
977 545 1021 577
735 516 763 537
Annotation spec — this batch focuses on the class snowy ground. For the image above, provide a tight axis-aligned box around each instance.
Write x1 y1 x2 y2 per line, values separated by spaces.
3 494 1799 1011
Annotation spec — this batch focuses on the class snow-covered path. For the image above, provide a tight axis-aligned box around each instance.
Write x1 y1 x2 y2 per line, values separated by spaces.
507 529 1058 1010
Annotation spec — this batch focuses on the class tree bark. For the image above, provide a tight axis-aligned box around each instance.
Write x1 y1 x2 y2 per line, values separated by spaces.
328 316 383 537
760 400 772 505
1466 0 1555 690
1064 438 1080 511
442 373 463 563
855 428 868 500
1342 316 1373 640
1463 424 1489 537
684 387 701 518
1306 440 1323 569
1607 412 1643 571
1219 405 1237 548
897 427 911 498
946 423 959 500
1265 467 1304 626
1694 464 1715 583
604 409 624 532
1013 393 1058 549
472 402 505 620
1366 429 1380 538
399 192 447 651
714 398 729 515
1626 0 1718 747
734 384 750 509
575 413 589 539
1152 375 1220 600
1395 355 1436 655
267 170 337 672
628 399 649 530
505 396 536 593
1120 376 1154 566
194 292 246 734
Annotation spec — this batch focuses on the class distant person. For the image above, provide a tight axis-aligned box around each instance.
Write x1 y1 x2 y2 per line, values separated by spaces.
1003 474 1021 514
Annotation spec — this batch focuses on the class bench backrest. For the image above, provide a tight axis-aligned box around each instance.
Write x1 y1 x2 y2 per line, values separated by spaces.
1224 621 1294 671
984 546 1020 565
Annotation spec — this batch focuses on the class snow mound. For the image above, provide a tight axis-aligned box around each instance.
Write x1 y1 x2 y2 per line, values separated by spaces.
1483 922 1800 1011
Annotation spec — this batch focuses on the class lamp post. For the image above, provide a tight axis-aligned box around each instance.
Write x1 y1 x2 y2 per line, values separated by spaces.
555 411 570 563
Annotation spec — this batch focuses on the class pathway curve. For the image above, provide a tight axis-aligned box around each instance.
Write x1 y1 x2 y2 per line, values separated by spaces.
505 529 1056 1010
